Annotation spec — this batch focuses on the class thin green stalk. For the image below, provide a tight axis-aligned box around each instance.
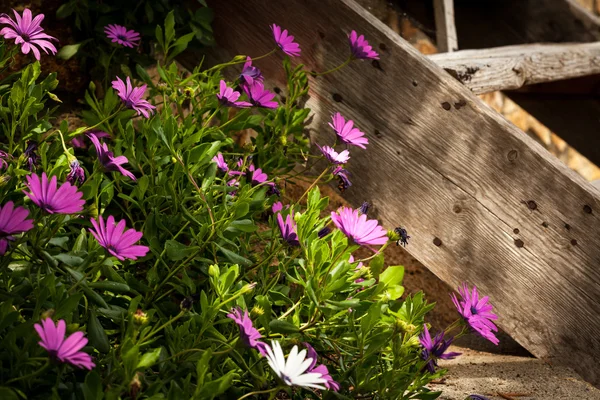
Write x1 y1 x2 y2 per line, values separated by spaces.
310 57 352 77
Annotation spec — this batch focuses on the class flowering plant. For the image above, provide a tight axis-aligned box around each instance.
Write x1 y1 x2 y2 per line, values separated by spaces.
0 7 498 400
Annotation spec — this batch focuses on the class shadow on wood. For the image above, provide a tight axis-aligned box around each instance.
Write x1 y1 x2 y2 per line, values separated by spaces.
203 0 600 386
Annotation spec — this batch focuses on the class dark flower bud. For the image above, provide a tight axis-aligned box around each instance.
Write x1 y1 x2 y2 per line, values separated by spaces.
317 226 331 238
23 141 39 171
358 202 370 215
180 296 194 311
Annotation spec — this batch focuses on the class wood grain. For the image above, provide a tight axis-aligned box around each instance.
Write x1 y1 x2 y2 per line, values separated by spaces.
204 0 600 386
429 42 600 94
433 0 458 52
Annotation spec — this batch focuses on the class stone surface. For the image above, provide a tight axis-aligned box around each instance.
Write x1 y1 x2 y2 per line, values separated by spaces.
433 346 600 399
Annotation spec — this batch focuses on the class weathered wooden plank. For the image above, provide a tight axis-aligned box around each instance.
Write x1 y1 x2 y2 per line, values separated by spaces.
428 42 600 94
205 0 600 385
433 0 457 52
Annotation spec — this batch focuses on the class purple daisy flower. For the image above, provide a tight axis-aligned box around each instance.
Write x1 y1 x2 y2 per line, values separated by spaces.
104 24 140 48
112 76 155 118
303 343 340 392
243 81 278 109
24 173 85 214
217 80 251 108
318 144 350 164
212 152 228 172
89 215 149 261
88 132 136 180
277 213 299 246
348 30 379 60
249 164 268 185
332 166 352 192
0 150 11 170
227 308 268 355
271 24 301 57
331 206 388 246
34 318 95 370
451 283 499 345
467 396 490 400
329 113 369 149
240 57 263 85
272 201 283 213
23 141 39 171
71 130 110 149
227 178 240 196
419 324 461 373
66 160 85 186
0 9 57 60
0 201 34 255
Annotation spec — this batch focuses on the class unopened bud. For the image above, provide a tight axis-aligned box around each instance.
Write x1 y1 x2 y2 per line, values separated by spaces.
406 336 421 348
251 305 264 316
208 264 219 277
133 309 148 326
130 373 142 400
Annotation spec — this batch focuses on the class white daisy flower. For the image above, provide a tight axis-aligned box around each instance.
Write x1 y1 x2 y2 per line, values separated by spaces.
264 340 327 390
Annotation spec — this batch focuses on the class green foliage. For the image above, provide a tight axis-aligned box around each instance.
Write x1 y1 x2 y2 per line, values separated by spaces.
0 10 462 400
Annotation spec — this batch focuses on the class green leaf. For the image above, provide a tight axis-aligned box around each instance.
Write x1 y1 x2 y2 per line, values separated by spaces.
57 43 83 60
82 371 104 400
88 281 131 293
88 310 110 353
0 387 19 400
269 319 299 334
199 370 236 400
54 293 83 319
369 253 384 280
137 347 162 370
164 11 176 46
226 219 257 233
165 239 198 261
216 245 252 267
54 253 84 267
380 265 404 287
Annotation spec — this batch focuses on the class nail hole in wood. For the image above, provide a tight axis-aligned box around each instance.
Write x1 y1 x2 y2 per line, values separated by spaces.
583 205 593 214
371 60 383 70
379 43 387 51
513 228 519 234
273 86 281 94
453 205 462 213
541 221 549 228
433 237 442 246
374 129 383 138
412 80 418 87
507 150 518 161
564 223 571 230
318 31 325 39
527 200 537 210
441 102 451 111
332 93 343 102
571 239 578 246
514 239 524 248
454 99 467 110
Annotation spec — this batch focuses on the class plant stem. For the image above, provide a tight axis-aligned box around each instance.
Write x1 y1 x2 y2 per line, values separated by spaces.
6 359 50 384
296 167 329 205
310 57 352 77
237 386 281 400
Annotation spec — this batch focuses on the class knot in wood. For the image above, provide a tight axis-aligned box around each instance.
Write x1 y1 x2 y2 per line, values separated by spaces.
433 237 442 246
527 200 537 210
583 205 593 214
507 150 518 162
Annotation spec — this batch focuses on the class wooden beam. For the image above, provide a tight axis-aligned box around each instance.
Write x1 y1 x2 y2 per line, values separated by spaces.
428 42 600 94
433 0 458 52
205 0 600 386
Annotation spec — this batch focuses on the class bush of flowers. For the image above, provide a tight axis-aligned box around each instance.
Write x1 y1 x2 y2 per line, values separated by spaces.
0 7 499 400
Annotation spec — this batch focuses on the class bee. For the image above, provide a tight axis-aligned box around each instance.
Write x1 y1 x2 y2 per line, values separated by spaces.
394 227 410 247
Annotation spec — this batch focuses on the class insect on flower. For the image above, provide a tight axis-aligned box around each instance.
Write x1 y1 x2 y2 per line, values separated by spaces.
394 227 410 247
